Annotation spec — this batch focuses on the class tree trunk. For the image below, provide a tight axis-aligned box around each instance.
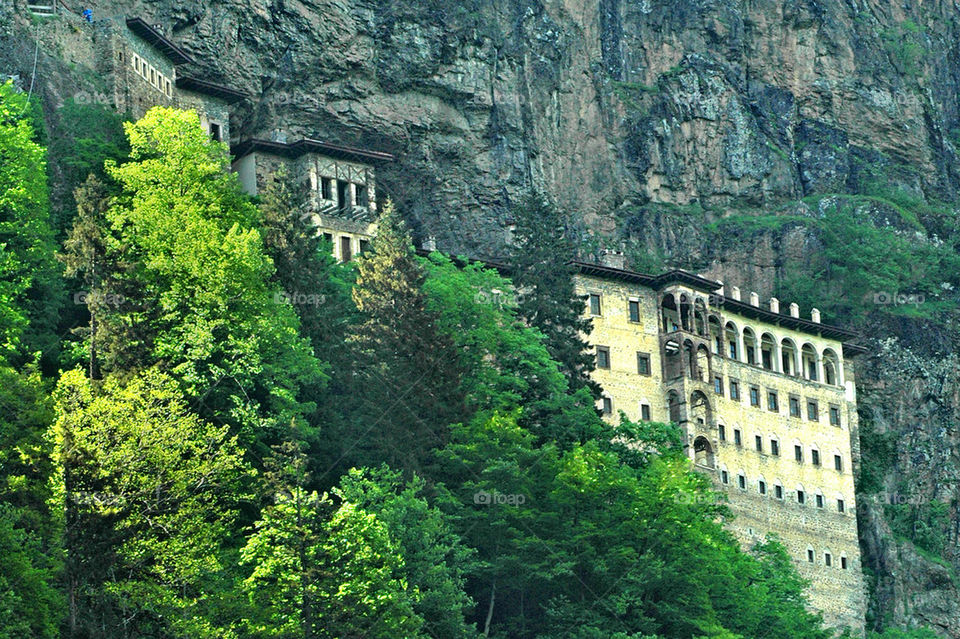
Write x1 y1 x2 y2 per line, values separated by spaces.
483 579 496 637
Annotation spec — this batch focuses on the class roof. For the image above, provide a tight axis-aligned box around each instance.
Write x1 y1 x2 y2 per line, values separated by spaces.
176 75 248 103
125 18 194 65
572 260 859 342
232 138 395 164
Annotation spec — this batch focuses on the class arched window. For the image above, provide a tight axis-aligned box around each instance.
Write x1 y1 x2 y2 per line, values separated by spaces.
796 483 806 505
661 293 679 333
695 344 710 382
757 474 767 495
743 327 758 365
694 298 707 336
823 348 841 386
708 315 723 353
737 471 747 490
780 338 799 376
689 391 712 427
774 479 784 499
679 294 692 332
694 436 715 469
724 321 739 360
760 333 777 371
801 343 819 381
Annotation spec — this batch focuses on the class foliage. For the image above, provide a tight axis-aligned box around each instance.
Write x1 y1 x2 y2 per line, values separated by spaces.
0 505 61 639
51 368 251 638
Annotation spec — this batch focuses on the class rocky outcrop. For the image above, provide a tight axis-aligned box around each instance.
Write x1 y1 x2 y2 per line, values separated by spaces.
3 0 960 633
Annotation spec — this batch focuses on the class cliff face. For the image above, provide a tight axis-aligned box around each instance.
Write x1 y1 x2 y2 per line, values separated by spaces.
3 0 960 634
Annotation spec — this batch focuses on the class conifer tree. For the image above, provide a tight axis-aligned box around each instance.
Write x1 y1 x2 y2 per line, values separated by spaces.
347 201 465 471
508 193 600 397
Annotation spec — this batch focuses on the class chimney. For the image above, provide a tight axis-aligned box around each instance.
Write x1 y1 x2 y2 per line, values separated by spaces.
731 286 741 301
789 302 799 318
811 308 821 323
600 250 626 270
769 297 780 313
749 291 760 306
421 236 437 252
270 128 287 143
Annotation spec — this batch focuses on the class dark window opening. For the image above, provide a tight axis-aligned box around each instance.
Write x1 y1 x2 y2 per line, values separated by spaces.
841 557 848 569
834 455 843 472
589 294 601 316
721 470 729 484
789 396 801 418
755 435 763 452
640 404 651 421
838 499 845 513
321 177 333 200
340 236 352 262
795 445 803 463
771 440 780 456
807 549 814 562
359 239 370 254
830 406 841 426
596 346 610 369
825 553 832 567
811 449 821 467
734 429 742 447
337 180 350 211
628 300 640 322
209 122 222 142
738 475 746 490
798 490 806 505
601 397 612 415
355 184 368 207
767 391 779 412
816 494 824 508
775 485 784 499
714 376 723 394
749 386 760 407
808 400 819 421
718 424 725 441
730 380 740 401
759 480 766 495
637 352 651 375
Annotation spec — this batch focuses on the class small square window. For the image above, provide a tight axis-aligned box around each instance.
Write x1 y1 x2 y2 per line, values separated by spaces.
775 484 784 499
816 494 824 508
807 549 815 563
811 449 821 467
798 490 806 505
601 397 612 415
729 380 740 401
749 386 760 407
837 499 845 513
794 445 803 463
738 474 746 490
721 470 729 484
830 406 841 426
640 404 651 421
714 376 723 395
789 396 801 418
734 429 742 447
596 346 610 369
770 440 780 456
637 352 651 376
807 400 819 421
755 435 763 453
588 294 601 316
767 391 779 412
758 480 766 495
628 299 640 322
834 455 843 472
718 424 726 441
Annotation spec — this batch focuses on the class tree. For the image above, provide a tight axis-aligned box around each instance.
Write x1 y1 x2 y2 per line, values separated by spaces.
0 81 62 367
508 193 599 397
346 201 465 470
51 368 251 638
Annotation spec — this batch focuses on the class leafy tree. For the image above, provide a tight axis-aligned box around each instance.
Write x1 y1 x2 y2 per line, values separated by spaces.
508 193 599 397
0 506 61 639
346 201 465 470
0 80 62 367
80 107 323 441
51 368 251 638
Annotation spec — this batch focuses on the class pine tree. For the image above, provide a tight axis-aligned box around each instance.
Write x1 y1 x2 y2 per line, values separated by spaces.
508 193 600 397
347 201 466 471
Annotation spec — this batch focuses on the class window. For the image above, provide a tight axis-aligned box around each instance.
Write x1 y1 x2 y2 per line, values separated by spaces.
714 335 722 353
755 435 763 453
841 556 848 570
355 184 368 207
834 455 843 472
807 400 819 421
322 232 333 245
588 294 601 316
729 341 737 359
749 386 760 407
738 474 746 490
721 470 729 484
714 376 723 394
797 490 806 505
767 391 779 412
359 239 370 254
770 439 780 456
794 445 803 463
640 404 651 421
321 177 333 200
811 449 821 467
758 480 766 495
816 494 824 508
628 299 640 322
718 424 726 442
837 499 845 513
734 429 742 447
807 549 815 562
789 396 801 418
637 352 651 375
775 484 784 499
165 79 172 97
601 397 612 415
830 406 841 426
337 180 350 210
596 346 610 369
825 553 832 567
729 380 740 401
340 236 353 262
209 122 222 142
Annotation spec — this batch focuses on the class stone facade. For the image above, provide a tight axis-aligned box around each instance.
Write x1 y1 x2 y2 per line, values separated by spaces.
574 262 867 634
232 139 393 262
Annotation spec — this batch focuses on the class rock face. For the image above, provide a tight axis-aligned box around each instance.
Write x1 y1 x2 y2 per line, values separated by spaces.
4 0 960 634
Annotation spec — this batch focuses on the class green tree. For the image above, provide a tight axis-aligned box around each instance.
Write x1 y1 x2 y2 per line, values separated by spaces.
51 368 251 638
508 194 599 397
0 81 62 366
346 201 465 470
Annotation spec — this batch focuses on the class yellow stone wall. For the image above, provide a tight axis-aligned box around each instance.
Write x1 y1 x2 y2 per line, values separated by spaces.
574 272 867 634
